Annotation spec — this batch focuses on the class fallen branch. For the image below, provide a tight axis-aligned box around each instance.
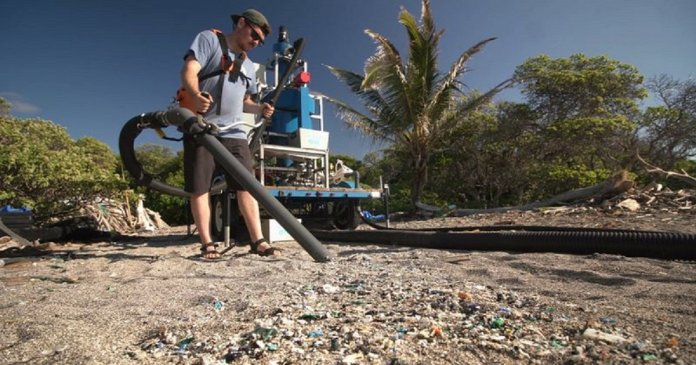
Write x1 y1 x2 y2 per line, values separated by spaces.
636 153 696 187
0 217 32 250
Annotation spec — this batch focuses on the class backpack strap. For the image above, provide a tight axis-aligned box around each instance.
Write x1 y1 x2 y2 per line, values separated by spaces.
212 29 234 74
197 29 234 81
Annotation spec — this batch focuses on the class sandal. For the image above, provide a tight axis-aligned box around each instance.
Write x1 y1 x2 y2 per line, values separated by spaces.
200 242 221 260
249 238 281 256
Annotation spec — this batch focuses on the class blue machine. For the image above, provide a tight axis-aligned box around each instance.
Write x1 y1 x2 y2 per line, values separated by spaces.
263 27 317 168
272 86 315 134
265 26 315 144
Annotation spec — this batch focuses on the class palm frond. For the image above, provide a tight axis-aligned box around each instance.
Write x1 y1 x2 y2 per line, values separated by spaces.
399 2 442 124
363 30 406 89
325 65 365 94
427 37 497 121
420 0 435 36
363 29 415 128
399 8 422 51
325 65 390 116
323 94 396 143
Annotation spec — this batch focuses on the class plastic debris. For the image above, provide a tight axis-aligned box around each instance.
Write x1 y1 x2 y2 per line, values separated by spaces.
127 263 687 363
308 329 323 338
457 291 473 301
361 210 386 221
490 317 505 329
176 337 193 352
299 313 322 321
641 353 658 360
599 317 617 325
431 325 443 337
331 337 340 351
321 284 340 294
342 353 364 364
582 328 628 344
617 198 640 211
253 326 279 341
664 336 679 348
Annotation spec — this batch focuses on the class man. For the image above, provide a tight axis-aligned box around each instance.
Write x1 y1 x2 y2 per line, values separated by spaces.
181 9 279 259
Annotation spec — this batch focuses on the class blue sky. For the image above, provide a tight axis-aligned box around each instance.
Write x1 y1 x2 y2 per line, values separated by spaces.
1 0 694 159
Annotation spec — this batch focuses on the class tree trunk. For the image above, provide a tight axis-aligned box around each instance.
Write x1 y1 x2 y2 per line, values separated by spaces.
410 155 428 212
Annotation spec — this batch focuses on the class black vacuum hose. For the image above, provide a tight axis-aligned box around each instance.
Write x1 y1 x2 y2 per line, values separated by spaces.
118 113 226 197
310 225 696 260
351 206 696 259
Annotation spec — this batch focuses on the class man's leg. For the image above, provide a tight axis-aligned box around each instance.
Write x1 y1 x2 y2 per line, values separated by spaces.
184 134 219 258
190 192 213 245
219 137 278 255
237 190 276 253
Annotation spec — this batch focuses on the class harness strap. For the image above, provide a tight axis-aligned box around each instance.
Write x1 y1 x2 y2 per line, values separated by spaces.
197 29 234 81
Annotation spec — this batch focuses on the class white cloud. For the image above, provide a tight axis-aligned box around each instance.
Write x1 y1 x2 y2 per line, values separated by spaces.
0 91 41 114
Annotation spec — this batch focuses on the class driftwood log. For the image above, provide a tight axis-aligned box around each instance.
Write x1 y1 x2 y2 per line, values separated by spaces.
452 170 634 216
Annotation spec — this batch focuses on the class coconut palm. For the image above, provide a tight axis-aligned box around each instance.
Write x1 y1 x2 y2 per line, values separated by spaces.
325 0 514 211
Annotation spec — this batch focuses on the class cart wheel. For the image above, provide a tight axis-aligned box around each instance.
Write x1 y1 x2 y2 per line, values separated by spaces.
332 200 361 230
211 193 225 240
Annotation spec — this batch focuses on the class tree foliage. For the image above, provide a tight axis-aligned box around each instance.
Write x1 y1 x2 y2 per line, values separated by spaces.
429 98 541 207
0 100 124 219
426 54 650 208
135 144 181 178
514 54 646 122
512 54 645 190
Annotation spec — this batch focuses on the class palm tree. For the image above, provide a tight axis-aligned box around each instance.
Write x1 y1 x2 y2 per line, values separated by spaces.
325 0 514 211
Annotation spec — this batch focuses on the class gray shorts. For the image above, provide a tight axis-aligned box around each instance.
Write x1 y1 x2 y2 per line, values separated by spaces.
183 135 254 194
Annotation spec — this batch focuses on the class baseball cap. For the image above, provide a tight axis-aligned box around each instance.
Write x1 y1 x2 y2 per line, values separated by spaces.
231 9 271 36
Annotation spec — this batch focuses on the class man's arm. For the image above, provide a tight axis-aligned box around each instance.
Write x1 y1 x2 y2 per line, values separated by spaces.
243 94 274 118
180 55 212 113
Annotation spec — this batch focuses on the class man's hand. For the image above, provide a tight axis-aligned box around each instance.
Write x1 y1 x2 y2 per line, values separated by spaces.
194 91 213 114
261 102 274 119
